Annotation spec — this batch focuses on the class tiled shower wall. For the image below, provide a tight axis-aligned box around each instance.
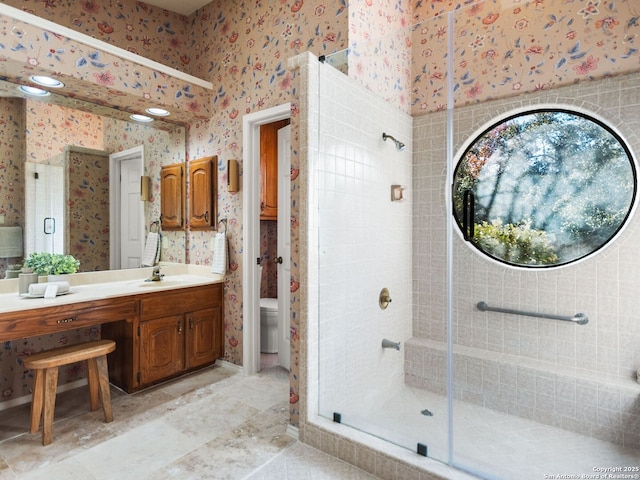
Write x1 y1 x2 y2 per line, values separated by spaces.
315 58 413 419
410 71 640 449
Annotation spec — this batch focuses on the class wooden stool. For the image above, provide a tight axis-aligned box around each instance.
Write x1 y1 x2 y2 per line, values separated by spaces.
23 339 116 446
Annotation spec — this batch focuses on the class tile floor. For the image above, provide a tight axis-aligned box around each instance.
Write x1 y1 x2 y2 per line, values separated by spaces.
335 386 640 479
0 363 380 480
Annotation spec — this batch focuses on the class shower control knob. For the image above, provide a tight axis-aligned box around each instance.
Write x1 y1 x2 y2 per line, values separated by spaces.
379 288 392 309
274 256 283 264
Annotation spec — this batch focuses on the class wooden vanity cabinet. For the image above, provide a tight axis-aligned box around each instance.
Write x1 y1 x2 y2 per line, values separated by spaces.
139 313 185 385
138 283 223 389
188 156 217 229
160 163 185 230
103 283 224 392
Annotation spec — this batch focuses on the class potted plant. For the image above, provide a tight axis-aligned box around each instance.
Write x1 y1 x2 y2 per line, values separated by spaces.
23 252 80 281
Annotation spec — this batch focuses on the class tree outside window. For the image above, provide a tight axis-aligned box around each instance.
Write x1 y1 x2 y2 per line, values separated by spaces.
453 109 636 268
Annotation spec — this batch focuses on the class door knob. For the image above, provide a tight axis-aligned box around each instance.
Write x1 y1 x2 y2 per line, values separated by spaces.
274 256 283 264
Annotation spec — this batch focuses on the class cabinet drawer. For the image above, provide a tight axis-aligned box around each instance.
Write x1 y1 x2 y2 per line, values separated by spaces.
42 298 138 329
140 284 222 319
0 297 138 341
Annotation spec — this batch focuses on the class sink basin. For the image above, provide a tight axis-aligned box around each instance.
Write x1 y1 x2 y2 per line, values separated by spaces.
126 274 215 289
133 280 188 288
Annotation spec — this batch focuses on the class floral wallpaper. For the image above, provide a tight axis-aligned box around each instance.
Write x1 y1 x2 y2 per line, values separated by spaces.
26 101 104 161
2 0 191 73
0 97 25 279
411 0 640 113
0 13 212 124
349 0 412 113
65 148 110 272
260 220 278 299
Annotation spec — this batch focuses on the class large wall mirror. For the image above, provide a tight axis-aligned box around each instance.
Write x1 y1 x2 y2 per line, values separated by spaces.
0 79 187 279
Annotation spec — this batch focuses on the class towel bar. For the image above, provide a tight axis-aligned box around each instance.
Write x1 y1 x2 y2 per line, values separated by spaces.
476 301 588 325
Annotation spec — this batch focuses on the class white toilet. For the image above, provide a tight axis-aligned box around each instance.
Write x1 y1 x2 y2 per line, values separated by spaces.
258 264 279 353
260 298 279 353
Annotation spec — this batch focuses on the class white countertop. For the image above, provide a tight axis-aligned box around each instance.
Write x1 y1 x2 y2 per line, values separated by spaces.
0 264 224 315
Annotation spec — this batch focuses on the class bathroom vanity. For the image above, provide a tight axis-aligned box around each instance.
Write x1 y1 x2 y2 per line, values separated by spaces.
104 282 223 391
0 266 224 393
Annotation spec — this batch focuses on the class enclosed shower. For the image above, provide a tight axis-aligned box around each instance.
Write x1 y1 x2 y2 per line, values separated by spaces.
304 1 640 479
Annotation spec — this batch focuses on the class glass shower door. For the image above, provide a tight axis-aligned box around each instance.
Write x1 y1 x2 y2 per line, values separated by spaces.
314 51 439 458
24 161 65 256
447 2 640 478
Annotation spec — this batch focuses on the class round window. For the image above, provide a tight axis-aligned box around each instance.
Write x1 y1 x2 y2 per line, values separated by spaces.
453 108 637 268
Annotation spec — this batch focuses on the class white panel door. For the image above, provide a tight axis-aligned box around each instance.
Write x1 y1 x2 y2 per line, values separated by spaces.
120 156 144 269
277 124 291 370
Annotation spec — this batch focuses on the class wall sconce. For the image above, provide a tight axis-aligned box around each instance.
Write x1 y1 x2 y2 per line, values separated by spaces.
228 159 239 192
140 175 151 201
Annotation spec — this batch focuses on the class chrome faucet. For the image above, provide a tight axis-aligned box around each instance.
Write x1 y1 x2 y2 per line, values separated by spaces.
148 266 164 282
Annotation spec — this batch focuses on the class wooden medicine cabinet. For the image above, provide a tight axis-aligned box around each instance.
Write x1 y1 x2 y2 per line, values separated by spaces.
188 156 218 230
160 163 185 230
260 119 290 220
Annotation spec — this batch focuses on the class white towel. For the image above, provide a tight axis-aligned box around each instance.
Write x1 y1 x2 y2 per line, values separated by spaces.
141 232 160 267
27 281 70 296
0 226 23 258
211 232 228 274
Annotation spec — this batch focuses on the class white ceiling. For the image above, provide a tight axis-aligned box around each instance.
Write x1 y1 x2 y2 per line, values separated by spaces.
144 0 211 16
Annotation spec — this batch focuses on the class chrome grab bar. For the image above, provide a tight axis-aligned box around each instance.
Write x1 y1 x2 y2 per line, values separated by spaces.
476 301 588 325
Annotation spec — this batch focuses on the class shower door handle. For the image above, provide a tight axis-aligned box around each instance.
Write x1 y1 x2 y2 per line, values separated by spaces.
462 190 475 241
43 217 56 235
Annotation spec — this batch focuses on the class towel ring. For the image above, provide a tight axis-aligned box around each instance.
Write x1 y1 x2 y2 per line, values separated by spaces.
218 218 227 232
150 221 160 233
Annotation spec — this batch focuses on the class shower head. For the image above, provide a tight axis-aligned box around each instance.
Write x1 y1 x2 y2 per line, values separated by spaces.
382 132 406 152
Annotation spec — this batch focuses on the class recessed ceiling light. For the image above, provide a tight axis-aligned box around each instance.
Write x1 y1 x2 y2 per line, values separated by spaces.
30 75 64 88
130 114 154 123
145 107 170 117
18 85 50 97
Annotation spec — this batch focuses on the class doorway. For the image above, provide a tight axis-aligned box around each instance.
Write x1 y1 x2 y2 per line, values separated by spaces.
242 103 291 375
109 146 145 270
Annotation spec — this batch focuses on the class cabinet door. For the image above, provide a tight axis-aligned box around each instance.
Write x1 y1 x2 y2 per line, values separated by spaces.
189 156 217 229
186 306 222 369
140 314 185 385
260 119 289 220
160 163 184 230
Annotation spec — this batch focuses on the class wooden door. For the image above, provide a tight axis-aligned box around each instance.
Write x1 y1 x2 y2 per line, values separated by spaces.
186 306 221 369
139 314 184 385
160 163 184 230
188 156 217 229
260 119 290 220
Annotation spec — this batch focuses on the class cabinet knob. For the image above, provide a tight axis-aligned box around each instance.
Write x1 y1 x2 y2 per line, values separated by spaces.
177 319 183 334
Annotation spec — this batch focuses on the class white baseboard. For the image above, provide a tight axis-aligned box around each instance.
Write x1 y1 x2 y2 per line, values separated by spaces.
0 379 88 412
216 359 244 374
286 424 299 440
